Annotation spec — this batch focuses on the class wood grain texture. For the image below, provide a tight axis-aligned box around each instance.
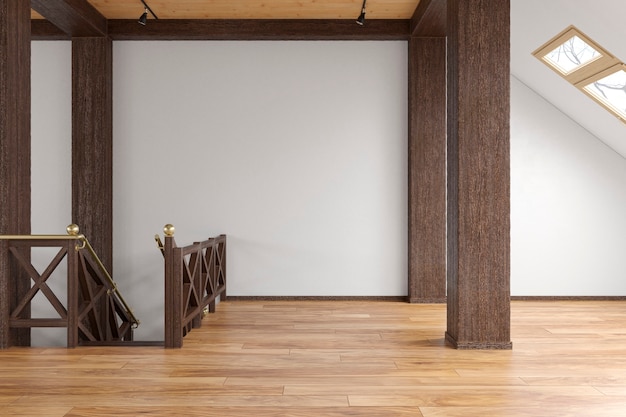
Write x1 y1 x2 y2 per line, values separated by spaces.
410 0 446 36
446 0 511 349
71 37 114 273
31 19 70 39
408 37 447 304
81 0 420 20
1 300 626 416
31 0 107 36
106 19 411 41
0 0 32 349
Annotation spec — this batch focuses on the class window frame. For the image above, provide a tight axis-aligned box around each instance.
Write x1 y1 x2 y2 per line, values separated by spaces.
533 25 626 124
579 63 626 123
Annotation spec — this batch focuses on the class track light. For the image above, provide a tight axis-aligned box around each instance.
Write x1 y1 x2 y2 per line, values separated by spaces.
138 0 159 26
138 9 148 25
356 0 367 26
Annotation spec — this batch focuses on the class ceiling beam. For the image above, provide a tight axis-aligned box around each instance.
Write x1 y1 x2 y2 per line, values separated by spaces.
410 0 446 37
106 19 411 41
31 0 107 37
31 20 70 40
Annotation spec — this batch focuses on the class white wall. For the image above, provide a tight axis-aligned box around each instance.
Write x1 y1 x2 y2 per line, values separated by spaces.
112 41 408 340
511 76 626 295
31 42 72 233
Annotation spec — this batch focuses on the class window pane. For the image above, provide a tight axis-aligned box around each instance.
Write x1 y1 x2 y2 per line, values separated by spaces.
544 35 601 74
584 69 626 119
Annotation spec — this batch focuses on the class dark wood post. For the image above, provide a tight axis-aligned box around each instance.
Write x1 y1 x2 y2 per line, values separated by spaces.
446 0 512 349
0 240 9 348
164 225 183 348
66 240 79 347
72 36 113 273
408 36 447 303
0 0 32 349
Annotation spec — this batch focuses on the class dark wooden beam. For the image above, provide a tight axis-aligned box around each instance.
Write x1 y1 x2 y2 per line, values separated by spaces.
31 0 107 37
107 19 410 41
408 37 447 304
72 37 113 273
410 0 446 37
31 19 70 40
446 0 511 349
1 0 32 348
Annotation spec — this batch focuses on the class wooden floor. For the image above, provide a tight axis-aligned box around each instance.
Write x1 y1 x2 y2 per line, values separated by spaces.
1 300 626 416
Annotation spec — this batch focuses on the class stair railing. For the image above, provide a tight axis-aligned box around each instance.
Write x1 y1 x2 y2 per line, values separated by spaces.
0 224 139 349
156 224 226 348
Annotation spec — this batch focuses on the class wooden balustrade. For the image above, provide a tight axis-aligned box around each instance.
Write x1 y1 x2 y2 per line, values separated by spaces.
0 225 139 349
159 225 227 348
1 223 226 350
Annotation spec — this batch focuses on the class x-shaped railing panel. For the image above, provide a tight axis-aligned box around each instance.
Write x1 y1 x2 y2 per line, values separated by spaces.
161 227 226 348
0 227 139 348
8 245 69 322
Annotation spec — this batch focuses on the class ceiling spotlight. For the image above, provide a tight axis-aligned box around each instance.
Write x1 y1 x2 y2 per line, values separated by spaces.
356 0 367 26
138 9 148 25
138 0 159 26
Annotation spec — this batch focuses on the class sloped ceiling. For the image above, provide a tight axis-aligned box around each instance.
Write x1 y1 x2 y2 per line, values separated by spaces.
511 0 626 158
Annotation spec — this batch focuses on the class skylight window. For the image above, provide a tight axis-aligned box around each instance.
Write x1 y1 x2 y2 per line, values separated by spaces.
533 25 626 124
543 35 601 75
583 65 626 120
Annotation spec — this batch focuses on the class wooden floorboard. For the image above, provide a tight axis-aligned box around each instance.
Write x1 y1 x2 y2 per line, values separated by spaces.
1 300 626 416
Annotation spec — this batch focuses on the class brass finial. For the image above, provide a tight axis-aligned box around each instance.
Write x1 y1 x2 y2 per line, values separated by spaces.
66 224 80 236
163 224 175 237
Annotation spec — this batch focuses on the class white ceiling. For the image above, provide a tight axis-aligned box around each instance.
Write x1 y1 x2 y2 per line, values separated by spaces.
511 0 626 158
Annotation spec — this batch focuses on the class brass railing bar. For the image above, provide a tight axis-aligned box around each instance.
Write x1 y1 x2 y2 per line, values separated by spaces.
154 234 165 257
77 235 141 328
0 235 82 240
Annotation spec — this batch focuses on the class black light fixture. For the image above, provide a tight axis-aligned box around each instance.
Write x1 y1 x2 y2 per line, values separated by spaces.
356 0 367 26
138 0 159 25
138 8 148 25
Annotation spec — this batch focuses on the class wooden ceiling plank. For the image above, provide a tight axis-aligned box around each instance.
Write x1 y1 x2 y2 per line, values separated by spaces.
88 0 420 20
410 0 446 37
107 19 411 41
31 0 107 37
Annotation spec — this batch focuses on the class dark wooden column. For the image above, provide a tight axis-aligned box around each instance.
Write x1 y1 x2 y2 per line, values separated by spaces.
0 0 31 348
72 37 113 273
408 37 447 303
446 0 511 349
31 1 112 272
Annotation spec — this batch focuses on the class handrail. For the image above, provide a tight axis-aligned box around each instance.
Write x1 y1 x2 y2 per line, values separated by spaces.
158 224 227 348
1 225 140 328
76 234 140 328
1 224 141 348
154 234 165 256
0 235 82 240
